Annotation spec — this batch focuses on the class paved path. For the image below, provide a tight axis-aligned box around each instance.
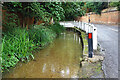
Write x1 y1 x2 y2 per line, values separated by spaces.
60 21 119 78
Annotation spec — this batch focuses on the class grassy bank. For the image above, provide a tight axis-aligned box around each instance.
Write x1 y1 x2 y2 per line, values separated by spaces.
1 22 65 72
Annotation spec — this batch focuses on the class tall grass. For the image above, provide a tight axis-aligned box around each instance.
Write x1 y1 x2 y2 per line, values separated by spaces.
29 25 56 47
2 28 35 71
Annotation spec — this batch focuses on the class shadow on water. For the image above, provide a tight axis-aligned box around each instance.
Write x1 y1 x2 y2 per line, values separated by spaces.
3 31 83 78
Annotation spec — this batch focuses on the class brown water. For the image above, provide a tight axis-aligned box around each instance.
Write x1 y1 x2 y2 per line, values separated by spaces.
3 31 83 78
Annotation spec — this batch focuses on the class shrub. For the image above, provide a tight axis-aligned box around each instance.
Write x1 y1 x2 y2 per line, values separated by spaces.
29 25 56 47
47 22 65 36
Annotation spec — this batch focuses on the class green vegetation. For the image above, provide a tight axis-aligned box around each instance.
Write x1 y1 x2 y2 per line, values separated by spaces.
47 22 65 35
3 2 65 26
2 28 35 70
28 25 56 47
2 2 66 72
3 2 113 22
2 17 64 72
2 13 20 32
2 1 119 73
61 2 85 20
84 2 108 14
109 2 120 11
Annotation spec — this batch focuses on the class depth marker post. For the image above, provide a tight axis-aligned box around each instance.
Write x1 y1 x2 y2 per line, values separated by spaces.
88 33 93 58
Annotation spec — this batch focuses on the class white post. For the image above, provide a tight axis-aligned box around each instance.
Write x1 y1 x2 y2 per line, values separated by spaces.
88 24 90 33
93 26 97 50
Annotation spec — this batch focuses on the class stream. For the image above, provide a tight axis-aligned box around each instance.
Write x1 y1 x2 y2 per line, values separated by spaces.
3 31 83 78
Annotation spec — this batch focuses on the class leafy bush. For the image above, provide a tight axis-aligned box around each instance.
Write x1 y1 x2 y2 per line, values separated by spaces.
47 22 65 35
29 25 56 47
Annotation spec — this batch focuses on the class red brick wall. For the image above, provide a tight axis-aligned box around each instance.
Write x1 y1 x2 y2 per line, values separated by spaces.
78 11 120 25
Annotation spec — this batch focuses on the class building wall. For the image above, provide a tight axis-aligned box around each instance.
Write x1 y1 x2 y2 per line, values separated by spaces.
78 11 120 25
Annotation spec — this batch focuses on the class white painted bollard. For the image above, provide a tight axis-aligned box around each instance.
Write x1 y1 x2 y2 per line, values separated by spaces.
93 26 97 50
88 25 91 33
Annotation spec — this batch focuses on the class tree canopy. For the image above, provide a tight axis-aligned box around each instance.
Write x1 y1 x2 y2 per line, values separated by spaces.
84 2 108 14
3 2 117 22
109 2 120 11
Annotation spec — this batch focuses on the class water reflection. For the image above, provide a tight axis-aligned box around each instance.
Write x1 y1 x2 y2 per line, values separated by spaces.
42 63 46 73
74 33 75 41
66 67 70 75
79 37 81 44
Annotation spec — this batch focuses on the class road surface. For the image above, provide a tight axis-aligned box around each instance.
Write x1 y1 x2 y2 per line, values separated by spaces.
94 24 118 78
